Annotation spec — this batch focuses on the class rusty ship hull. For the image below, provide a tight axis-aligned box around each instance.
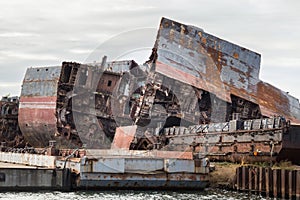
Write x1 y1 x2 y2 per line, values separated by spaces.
18 66 61 147
145 17 300 124
128 18 300 164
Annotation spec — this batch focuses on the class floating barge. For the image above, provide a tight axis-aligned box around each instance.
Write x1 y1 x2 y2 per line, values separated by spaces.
0 149 209 190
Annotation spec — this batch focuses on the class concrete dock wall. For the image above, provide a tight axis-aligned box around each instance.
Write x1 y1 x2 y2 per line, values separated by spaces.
0 168 71 191
0 152 56 168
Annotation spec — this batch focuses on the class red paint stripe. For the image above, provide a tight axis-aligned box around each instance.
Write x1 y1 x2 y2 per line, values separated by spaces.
19 108 57 124
20 96 57 103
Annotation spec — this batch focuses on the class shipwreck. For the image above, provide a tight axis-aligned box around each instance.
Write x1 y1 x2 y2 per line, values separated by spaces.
0 17 299 165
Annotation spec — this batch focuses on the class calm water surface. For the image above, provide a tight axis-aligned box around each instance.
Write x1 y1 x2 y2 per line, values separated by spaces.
0 189 276 200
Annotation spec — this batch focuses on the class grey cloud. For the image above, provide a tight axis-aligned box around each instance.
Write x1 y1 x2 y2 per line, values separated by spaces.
0 0 299 98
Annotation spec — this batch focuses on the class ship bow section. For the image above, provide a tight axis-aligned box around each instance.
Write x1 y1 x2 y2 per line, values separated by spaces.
18 66 61 147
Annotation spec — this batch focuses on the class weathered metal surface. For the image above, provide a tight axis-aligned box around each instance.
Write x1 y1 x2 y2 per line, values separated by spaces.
19 66 61 147
111 125 137 149
131 117 291 163
0 152 56 168
126 18 300 164
85 149 193 160
56 60 142 148
54 152 210 189
55 154 209 189
0 96 23 147
145 17 300 124
92 158 125 173
18 60 144 148
164 159 195 173
124 158 164 172
3 17 300 165
56 158 81 173
279 125 300 164
0 168 68 191
77 172 209 189
56 150 204 175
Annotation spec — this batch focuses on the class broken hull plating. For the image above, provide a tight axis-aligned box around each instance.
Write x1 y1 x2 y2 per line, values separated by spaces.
19 96 57 147
150 18 300 124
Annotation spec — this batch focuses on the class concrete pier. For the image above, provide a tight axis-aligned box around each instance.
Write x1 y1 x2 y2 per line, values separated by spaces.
0 162 71 191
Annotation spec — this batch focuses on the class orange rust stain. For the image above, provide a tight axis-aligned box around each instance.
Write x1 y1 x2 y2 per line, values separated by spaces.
169 29 175 42
233 52 239 59
256 81 290 118
187 38 193 50
229 66 245 75
179 34 185 46
180 25 186 35
238 77 246 84
163 21 170 28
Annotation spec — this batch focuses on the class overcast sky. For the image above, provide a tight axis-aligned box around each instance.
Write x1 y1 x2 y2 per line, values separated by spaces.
0 0 299 100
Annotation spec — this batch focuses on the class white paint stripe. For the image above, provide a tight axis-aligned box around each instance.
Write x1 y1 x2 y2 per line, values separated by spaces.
20 102 56 105
19 105 56 109
19 102 56 109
